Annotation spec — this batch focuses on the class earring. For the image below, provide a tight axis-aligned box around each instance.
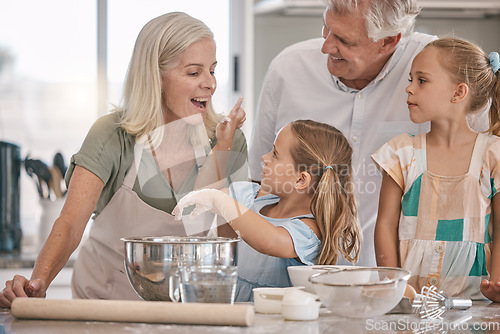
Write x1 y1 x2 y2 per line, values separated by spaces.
452 97 456 102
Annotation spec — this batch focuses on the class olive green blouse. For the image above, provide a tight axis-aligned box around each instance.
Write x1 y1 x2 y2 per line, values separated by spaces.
65 112 248 217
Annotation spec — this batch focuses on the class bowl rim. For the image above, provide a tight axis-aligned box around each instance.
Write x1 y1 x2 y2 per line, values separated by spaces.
120 236 241 244
308 267 410 287
252 286 303 295
288 264 364 271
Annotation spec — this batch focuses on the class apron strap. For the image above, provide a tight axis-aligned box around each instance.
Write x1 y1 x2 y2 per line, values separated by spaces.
414 134 427 174
293 214 315 220
468 133 489 180
194 145 209 169
122 141 143 189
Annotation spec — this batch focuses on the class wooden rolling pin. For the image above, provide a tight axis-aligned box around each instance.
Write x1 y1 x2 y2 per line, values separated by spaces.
11 298 254 327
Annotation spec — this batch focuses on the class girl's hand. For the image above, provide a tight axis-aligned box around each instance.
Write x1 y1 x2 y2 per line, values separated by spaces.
173 188 246 222
0 276 47 308
173 189 223 220
215 98 245 151
480 279 500 302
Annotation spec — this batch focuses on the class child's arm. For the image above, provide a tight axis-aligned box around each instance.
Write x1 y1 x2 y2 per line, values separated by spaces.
480 193 500 302
173 189 298 258
374 172 402 267
194 98 246 190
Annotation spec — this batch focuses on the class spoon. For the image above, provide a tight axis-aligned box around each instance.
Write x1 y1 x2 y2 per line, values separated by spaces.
49 166 64 198
135 270 165 283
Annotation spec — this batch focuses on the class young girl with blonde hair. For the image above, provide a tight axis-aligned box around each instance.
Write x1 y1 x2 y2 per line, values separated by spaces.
174 119 361 301
372 37 500 301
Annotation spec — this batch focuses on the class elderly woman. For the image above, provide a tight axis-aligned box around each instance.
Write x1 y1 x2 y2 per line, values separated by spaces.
0 12 247 306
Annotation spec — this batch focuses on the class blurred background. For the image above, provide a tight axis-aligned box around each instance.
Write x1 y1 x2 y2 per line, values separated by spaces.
1 0 500 250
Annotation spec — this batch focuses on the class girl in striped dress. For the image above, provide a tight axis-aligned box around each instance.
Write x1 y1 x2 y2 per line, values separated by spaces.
372 37 500 301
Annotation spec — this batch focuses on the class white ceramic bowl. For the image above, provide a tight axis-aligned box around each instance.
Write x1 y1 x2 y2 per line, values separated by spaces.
287 265 363 293
309 267 410 318
281 302 321 321
253 287 304 314
282 289 318 305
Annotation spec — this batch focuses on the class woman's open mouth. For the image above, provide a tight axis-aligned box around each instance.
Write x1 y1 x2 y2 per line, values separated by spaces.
191 97 209 110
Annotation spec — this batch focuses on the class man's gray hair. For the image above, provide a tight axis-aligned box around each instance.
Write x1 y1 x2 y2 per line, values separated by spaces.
323 0 420 40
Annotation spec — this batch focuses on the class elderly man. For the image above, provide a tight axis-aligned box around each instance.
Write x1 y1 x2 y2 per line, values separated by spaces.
248 0 437 266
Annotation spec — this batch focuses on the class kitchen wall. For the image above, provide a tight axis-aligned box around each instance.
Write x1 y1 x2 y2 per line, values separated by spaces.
253 12 500 110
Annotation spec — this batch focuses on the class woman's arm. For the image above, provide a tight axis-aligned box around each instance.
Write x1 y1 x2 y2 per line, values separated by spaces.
0 166 104 307
195 98 246 190
174 189 297 258
374 172 402 267
481 193 500 302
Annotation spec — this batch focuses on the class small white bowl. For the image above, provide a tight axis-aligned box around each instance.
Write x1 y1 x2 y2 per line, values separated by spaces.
253 287 303 314
281 302 321 321
282 289 318 305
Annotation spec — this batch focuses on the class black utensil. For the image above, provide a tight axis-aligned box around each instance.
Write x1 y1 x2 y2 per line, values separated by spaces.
24 156 52 199
53 152 67 178
24 158 43 198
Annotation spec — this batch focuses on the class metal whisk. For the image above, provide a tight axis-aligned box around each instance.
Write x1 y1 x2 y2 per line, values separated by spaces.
412 285 472 320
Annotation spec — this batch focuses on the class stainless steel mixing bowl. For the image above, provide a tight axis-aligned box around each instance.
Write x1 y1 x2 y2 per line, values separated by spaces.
121 236 240 301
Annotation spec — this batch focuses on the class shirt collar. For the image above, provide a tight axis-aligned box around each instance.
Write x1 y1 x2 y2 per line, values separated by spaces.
333 77 355 93
374 35 407 83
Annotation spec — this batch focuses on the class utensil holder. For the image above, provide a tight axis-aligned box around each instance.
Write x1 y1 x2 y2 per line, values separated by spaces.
39 198 65 248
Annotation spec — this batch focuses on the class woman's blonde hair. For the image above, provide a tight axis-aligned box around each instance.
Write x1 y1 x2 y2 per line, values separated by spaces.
290 120 361 264
113 12 222 140
425 37 500 135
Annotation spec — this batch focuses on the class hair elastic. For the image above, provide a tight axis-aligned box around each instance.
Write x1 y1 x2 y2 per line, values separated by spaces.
324 165 334 172
489 52 500 74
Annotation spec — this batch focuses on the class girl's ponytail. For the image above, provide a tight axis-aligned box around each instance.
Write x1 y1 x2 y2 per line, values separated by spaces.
290 120 362 265
311 165 361 264
489 66 500 136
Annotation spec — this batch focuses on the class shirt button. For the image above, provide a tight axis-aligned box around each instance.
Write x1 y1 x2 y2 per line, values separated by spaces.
352 136 359 142
435 244 445 253
358 93 363 99
428 277 439 286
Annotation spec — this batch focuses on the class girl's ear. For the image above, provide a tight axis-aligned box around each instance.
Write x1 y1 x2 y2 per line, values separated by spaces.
452 83 469 103
295 171 312 191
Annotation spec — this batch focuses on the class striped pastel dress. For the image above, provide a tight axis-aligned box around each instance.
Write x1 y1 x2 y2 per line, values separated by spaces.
372 132 500 299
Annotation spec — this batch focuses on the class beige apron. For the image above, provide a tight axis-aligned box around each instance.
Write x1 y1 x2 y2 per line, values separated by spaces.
71 141 214 300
